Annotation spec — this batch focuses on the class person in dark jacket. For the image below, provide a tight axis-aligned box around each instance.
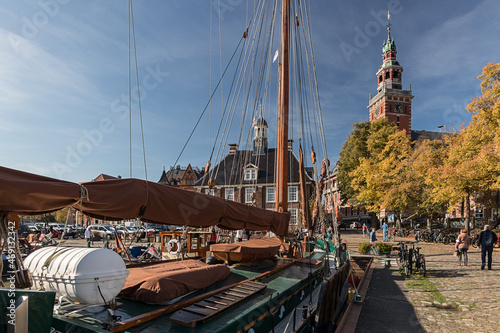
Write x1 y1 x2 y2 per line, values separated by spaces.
478 225 498 270
370 228 377 243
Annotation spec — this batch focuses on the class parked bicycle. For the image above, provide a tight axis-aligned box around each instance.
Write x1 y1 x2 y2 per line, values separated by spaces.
396 241 426 276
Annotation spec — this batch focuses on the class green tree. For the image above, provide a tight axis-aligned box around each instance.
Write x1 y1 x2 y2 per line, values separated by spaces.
411 139 448 228
426 63 500 232
338 119 399 227
337 121 371 205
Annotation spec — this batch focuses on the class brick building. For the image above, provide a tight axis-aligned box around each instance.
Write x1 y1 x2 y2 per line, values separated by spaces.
195 116 314 227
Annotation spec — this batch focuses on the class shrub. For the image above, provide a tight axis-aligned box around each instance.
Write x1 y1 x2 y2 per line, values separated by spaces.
376 242 392 254
358 242 371 254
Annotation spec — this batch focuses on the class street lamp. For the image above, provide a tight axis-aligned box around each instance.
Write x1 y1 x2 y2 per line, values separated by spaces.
437 125 443 132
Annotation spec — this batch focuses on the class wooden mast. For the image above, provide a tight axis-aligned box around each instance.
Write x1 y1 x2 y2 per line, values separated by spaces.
276 0 289 213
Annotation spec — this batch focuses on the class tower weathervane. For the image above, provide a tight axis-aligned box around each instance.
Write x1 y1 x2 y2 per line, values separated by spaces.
387 10 391 39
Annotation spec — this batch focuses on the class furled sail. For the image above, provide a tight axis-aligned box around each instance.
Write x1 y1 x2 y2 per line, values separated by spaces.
0 166 290 236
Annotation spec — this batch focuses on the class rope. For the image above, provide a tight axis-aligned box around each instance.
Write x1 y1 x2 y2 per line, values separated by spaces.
172 36 246 171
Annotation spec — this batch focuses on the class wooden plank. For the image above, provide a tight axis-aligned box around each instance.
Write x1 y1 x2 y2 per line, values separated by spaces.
170 281 267 328
182 306 213 316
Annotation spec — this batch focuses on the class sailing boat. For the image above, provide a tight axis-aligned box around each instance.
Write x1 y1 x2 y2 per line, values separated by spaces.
0 1 353 332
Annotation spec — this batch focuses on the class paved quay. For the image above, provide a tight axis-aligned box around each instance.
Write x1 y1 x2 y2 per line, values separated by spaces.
340 229 500 333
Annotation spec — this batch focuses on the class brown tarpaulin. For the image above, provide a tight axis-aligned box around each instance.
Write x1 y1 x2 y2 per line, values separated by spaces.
76 178 290 236
210 237 282 254
119 260 230 304
0 166 290 236
0 166 81 214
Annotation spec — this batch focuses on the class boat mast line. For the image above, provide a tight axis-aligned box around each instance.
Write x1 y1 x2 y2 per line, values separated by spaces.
171 36 246 171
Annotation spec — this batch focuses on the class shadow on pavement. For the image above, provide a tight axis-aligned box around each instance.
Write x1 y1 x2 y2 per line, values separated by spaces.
355 260 425 333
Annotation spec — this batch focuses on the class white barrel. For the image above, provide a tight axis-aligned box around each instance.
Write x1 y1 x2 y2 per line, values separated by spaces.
24 247 128 305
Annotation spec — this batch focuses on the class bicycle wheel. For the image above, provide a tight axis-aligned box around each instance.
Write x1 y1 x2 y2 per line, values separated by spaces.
420 257 426 276
396 253 403 267
404 262 411 276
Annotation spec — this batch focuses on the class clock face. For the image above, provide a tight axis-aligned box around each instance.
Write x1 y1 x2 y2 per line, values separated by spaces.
395 103 403 112
374 107 380 117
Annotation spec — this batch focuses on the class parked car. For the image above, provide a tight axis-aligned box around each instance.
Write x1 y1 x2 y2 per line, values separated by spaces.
337 221 348 229
88 225 115 240
17 225 31 238
116 225 139 236
350 222 361 229
23 223 40 234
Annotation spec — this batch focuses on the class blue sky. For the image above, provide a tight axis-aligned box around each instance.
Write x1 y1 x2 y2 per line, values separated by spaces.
0 0 499 183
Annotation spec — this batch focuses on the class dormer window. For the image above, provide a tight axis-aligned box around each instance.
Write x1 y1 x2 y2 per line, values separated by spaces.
245 167 257 180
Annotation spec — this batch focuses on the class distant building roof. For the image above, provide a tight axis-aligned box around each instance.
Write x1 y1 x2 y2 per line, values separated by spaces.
196 148 313 187
410 130 444 142
93 174 119 181
158 165 202 185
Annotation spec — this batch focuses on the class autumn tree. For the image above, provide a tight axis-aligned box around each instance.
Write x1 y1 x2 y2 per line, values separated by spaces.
350 129 415 229
411 139 448 228
337 121 371 205
338 119 399 227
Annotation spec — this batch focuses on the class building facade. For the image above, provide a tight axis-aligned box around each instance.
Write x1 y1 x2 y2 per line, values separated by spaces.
367 19 413 134
158 164 202 190
195 117 314 227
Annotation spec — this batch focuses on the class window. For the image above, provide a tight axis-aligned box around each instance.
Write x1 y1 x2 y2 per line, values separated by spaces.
244 168 257 181
245 188 254 203
267 187 275 203
226 188 234 201
289 208 298 226
474 207 484 219
206 189 214 196
288 186 298 202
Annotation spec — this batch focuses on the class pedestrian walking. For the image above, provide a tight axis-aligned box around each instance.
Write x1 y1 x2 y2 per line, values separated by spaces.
455 228 470 266
381 221 389 242
392 227 397 241
84 226 94 248
362 223 367 237
370 228 377 243
236 229 243 242
414 224 420 242
478 225 498 270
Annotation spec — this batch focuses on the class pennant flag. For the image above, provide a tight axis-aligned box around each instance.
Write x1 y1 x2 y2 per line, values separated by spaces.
147 246 161 259
273 49 279 63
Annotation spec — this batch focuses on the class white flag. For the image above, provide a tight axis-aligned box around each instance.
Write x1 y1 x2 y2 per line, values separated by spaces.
273 50 279 63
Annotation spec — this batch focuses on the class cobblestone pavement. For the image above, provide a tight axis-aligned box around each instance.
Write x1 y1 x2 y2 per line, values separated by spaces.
341 229 500 333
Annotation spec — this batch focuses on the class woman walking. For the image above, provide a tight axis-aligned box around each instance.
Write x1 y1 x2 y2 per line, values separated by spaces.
455 228 470 266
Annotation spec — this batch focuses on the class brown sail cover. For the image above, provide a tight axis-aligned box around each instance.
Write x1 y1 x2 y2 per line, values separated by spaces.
0 166 81 214
210 237 283 262
0 166 290 236
119 260 230 303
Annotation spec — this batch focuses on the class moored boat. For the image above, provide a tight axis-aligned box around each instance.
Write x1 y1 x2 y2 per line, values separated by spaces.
0 0 354 332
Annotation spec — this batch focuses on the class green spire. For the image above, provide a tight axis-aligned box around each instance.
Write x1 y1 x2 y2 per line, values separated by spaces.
382 10 396 53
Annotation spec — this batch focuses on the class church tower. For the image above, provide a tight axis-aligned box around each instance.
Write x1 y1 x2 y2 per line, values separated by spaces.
252 116 268 156
368 12 413 133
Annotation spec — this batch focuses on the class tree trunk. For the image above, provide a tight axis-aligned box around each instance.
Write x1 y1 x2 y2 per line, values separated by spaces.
465 194 471 233
370 212 378 229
